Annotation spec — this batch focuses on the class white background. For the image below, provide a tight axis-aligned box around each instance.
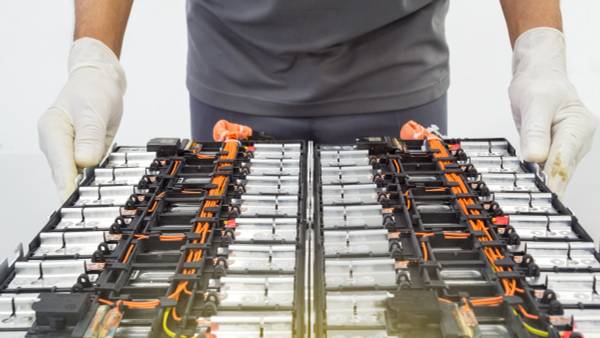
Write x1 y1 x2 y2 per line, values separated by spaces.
0 0 598 270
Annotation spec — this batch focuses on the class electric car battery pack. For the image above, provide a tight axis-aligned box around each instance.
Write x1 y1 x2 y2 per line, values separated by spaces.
0 135 596 338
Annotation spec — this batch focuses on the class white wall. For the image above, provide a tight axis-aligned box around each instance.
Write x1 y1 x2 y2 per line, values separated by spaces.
0 0 189 260
0 1 598 261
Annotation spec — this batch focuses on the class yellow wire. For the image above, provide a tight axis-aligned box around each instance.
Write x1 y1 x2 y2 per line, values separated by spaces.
512 309 549 337
522 320 549 337
163 308 196 338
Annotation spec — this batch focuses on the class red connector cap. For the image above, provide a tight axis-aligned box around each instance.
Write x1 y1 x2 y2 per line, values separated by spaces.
560 331 574 338
449 143 461 151
492 216 510 226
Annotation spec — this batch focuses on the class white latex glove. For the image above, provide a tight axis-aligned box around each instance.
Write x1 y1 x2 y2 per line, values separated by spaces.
38 37 126 201
509 27 597 198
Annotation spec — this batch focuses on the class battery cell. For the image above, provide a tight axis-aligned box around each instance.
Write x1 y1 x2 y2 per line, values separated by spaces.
75 185 142 206
491 192 556 214
8 260 96 289
237 195 298 217
321 184 379 205
0 294 39 329
322 205 383 229
243 175 299 195
511 242 600 269
245 159 300 176
540 274 600 306
464 156 524 173
251 150 301 160
508 215 578 240
232 218 297 242
224 244 296 273
252 143 301 154
54 206 125 230
320 145 356 151
320 149 370 167
107 150 155 168
479 173 539 192
323 229 390 256
92 167 151 186
325 258 397 288
212 276 295 308
320 166 374 185
200 312 293 338
33 231 112 257
526 272 590 286
252 150 301 160
326 291 389 327
460 140 511 157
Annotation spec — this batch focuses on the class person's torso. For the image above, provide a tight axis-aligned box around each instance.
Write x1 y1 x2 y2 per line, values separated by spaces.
186 0 450 117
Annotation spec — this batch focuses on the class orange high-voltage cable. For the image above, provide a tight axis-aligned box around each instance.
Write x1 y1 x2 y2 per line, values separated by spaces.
167 139 239 303
400 121 519 307
97 137 240 319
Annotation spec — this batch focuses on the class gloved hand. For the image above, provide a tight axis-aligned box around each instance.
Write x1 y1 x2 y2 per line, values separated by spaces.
509 27 597 198
38 37 126 201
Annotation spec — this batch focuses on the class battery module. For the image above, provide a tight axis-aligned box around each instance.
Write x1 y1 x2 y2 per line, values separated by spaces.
0 120 595 338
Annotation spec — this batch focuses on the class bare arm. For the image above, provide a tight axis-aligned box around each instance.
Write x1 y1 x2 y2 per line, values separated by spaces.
500 0 562 47
75 0 133 57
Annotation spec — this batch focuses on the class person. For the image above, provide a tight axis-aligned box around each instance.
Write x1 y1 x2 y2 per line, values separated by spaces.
38 0 596 201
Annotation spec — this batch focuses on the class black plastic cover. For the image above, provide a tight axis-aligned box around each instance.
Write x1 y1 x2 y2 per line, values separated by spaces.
31 293 91 330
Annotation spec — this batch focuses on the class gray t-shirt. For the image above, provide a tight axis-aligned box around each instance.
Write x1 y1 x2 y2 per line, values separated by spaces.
186 0 449 117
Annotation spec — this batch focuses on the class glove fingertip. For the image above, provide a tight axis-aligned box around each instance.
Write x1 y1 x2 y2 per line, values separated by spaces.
521 142 549 163
74 144 105 168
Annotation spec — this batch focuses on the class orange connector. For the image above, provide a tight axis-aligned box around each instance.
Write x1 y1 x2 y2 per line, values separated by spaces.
400 120 439 140
212 119 253 141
